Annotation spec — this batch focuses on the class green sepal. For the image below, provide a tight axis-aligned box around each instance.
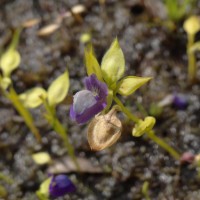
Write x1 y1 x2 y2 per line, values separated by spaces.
19 87 47 108
132 116 156 137
47 70 70 106
101 38 125 87
84 44 103 81
116 76 152 96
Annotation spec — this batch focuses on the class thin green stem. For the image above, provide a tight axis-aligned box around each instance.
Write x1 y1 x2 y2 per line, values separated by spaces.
113 96 139 123
113 95 180 160
147 130 180 160
5 87 41 142
43 101 80 170
187 34 196 83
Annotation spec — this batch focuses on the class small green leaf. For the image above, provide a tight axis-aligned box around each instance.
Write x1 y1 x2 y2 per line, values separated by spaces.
116 76 152 96
0 50 21 77
0 76 11 90
32 152 52 165
47 70 70 106
101 38 125 87
132 116 156 137
183 15 200 35
19 87 47 108
36 178 51 200
84 45 103 81
189 41 200 53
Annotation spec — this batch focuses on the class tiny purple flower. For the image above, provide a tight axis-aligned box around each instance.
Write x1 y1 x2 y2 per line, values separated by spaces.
49 174 76 198
173 93 188 110
70 74 108 124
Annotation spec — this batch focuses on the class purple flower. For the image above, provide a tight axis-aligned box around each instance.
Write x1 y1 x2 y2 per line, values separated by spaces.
49 174 76 198
173 94 188 110
70 74 108 124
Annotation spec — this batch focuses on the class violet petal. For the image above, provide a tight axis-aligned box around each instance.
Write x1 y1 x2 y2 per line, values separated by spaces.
75 100 107 124
84 74 108 101
173 94 188 110
49 174 76 198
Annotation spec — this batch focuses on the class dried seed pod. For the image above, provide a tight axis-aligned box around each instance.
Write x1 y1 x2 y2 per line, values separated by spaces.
87 107 122 151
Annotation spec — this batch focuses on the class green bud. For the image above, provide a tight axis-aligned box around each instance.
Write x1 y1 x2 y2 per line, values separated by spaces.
101 38 125 88
132 116 156 137
183 15 200 36
116 76 152 96
47 71 69 106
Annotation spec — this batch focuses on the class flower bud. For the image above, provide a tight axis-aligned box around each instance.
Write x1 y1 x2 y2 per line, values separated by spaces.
87 107 122 151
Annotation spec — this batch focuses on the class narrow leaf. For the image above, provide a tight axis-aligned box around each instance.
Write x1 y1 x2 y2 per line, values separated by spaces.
116 76 152 96
47 71 70 106
19 87 47 108
84 45 102 81
101 38 125 87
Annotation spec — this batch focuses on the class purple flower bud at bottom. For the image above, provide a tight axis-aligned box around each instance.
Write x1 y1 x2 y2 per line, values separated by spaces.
173 94 188 110
49 174 76 198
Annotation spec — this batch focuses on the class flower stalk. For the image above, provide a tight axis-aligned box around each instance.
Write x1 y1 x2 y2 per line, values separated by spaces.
5 87 41 142
43 100 80 170
113 95 180 160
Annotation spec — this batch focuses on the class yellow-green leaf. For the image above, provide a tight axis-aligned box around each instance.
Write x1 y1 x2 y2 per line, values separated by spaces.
189 41 200 53
84 45 102 81
116 76 152 96
132 116 156 137
0 50 21 77
32 152 52 165
183 15 200 35
36 178 51 200
19 87 47 108
47 70 70 106
101 38 125 87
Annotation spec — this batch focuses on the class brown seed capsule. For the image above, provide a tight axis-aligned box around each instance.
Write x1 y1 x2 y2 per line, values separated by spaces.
87 107 122 151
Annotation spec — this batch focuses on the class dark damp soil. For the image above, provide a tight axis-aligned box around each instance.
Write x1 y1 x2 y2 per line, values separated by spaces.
1 0 200 200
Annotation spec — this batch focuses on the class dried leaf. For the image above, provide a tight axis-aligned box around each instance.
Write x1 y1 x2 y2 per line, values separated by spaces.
37 24 60 36
71 4 86 14
22 18 41 28
48 157 103 174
